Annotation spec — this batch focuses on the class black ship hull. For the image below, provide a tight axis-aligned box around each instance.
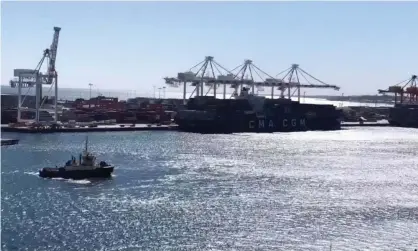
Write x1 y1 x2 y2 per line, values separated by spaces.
39 166 114 179
175 96 342 134
388 104 418 128
1 138 19 146
177 115 341 133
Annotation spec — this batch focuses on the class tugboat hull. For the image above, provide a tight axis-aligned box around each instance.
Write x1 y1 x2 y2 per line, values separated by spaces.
39 166 114 179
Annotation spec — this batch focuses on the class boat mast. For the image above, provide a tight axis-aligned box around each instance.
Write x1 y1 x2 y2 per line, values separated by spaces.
85 136 88 153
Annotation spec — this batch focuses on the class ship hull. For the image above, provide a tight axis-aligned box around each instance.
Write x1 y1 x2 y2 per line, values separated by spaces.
39 166 114 179
175 97 342 134
388 105 418 128
176 116 341 133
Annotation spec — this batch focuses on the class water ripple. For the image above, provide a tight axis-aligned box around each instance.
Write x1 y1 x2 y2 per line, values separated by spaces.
1 128 418 250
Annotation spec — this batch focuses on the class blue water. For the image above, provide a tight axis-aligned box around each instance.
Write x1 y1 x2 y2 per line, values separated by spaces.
1 128 418 250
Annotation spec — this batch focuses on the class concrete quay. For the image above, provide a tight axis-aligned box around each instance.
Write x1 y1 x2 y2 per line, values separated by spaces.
1 124 179 133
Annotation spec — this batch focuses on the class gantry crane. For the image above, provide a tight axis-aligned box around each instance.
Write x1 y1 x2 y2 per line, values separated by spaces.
228 59 275 97
164 56 341 104
164 56 234 103
273 64 340 102
9 27 61 123
378 75 417 105
227 62 340 100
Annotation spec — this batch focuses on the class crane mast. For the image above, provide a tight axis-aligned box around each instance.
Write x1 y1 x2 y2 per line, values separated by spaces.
47 27 61 85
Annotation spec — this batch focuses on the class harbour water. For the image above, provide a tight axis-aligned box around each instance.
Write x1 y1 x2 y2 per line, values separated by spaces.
1 127 417 250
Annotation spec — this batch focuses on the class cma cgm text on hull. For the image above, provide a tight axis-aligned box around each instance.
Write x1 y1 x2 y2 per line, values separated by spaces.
249 118 306 129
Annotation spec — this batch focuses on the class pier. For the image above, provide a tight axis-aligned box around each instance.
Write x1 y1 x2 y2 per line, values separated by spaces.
1 124 178 133
341 122 391 127
1 138 20 146
1 122 393 134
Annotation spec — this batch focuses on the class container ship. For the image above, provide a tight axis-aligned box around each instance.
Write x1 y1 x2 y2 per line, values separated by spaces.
388 104 418 128
175 87 342 133
166 58 343 134
378 75 418 129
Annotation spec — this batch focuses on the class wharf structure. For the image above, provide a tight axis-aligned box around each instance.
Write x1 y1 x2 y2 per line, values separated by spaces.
4 26 176 128
5 29 397 133
0 121 391 134
1 124 177 133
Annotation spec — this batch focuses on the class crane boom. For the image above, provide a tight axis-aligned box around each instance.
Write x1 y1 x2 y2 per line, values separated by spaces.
47 27 61 85
377 75 418 104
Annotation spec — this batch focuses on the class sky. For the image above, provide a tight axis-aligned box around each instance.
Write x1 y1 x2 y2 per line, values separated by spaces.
1 1 417 96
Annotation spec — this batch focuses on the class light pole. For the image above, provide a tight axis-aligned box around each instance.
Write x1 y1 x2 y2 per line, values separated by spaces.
162 86 166 99
158 87 162 99
88 83 93 108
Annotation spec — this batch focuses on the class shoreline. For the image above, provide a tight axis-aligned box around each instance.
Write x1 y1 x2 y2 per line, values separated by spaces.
1 124 178 133
1 122 392 134
1 87 395 106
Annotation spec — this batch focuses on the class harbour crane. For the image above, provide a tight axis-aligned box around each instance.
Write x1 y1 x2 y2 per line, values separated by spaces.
273 64 340 102
164 56 233 103
225 62 340 100
228 59 275 97
9 26 61 123
378 75 418 104
164 56 341 104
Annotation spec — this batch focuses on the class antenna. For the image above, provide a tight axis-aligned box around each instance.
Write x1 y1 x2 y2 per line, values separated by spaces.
85 136 88 153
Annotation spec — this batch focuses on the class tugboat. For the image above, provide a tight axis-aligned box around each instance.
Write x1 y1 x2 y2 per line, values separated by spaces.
39 136 114 179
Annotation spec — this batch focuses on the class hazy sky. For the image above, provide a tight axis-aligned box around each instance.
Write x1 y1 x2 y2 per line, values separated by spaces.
1 1 417 95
